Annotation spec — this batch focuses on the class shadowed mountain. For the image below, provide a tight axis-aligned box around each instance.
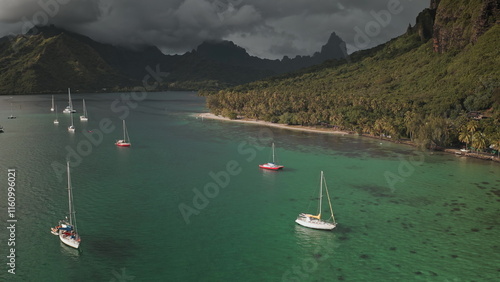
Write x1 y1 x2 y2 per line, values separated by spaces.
196 32 347 74
0 26 347 94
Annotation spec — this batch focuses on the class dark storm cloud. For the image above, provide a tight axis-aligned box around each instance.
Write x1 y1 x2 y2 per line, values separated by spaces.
0 0 102 24
0 0 429 59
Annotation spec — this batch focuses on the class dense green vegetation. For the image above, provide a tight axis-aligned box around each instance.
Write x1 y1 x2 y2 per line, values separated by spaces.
0 32 132 94
206 25 500 152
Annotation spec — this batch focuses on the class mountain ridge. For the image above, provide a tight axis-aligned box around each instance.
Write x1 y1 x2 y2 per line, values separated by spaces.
0 25 347 94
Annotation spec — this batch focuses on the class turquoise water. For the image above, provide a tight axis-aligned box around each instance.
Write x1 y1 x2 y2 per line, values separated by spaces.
0 92 499 281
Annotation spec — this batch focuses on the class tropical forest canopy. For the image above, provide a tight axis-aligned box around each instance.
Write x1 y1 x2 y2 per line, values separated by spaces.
205 2 500 152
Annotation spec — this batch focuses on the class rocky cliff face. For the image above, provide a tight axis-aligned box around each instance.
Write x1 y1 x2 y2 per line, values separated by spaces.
433 0 500 53
412 7 437 41
430 0 441 10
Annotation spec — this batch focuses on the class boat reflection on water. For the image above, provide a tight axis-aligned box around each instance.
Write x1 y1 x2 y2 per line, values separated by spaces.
59 241 82 259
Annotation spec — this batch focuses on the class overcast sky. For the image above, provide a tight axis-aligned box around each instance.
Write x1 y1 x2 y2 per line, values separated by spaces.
0 0 429 59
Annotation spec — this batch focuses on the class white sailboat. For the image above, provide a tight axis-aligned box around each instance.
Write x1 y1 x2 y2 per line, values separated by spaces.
54 105 59 124
79 99 88 121
115 120 131 147
50 95 55 112
63 88 76 113
259 142 284 170
295 171 337 230
68 112 75 132
7 103 16 119
50 161 81 249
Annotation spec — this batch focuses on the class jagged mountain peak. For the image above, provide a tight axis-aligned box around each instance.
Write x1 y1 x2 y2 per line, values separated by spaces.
196 39 250 62
318 31 347 60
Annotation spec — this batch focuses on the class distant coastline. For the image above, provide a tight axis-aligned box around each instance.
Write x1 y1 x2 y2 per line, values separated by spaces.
196 113 500 163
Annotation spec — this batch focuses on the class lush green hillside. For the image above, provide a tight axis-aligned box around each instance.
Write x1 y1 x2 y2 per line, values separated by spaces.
0 32 133 94
207 18 499 151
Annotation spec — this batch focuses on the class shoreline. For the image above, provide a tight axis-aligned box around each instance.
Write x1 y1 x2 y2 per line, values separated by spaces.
197 113 349 135
196 113 500 163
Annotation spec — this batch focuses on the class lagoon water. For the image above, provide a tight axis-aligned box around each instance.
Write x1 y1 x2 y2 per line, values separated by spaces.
0 92 499 281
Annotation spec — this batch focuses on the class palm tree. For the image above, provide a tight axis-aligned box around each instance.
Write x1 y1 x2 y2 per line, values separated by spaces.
467 121 478 135
373 119 385 139
458 120 479 151
404 111 420 141
472 132 487 154
458 129 473 151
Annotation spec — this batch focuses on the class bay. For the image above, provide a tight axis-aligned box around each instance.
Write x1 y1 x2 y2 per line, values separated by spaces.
0 92 498 281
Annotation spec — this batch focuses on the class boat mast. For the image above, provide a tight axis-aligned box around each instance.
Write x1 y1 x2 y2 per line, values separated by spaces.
272 143 275 163
323 174 336 224
318 171 323 219
68 88 72 109
67 161 73 225
123 120 126 141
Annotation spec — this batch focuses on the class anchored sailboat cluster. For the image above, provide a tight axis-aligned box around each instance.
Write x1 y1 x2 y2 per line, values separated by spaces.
49 90 133 250
55 89 89 133
51 88 132 143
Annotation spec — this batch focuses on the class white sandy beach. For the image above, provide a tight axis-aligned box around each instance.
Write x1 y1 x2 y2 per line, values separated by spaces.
196 113 349 135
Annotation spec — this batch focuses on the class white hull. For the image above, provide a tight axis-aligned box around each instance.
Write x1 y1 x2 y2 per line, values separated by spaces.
63 108 76 114
80 116 88 121
54 119 59 124
59 232 80 249
295 217 336 230
68 126 75 132
51 108 54 112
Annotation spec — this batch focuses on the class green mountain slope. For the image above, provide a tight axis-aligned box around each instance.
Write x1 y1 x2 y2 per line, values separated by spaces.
0 32 132 94
207 2 500 150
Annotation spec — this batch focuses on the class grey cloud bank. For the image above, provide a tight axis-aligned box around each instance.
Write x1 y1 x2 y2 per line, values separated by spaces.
0 0 428 59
